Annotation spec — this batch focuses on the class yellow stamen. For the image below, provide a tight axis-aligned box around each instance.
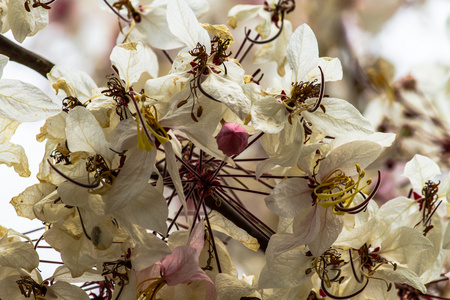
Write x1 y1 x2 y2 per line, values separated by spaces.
143 105 170 144
137 117 154 152
137 277 166 300
314 165 372 214
136 103 170 151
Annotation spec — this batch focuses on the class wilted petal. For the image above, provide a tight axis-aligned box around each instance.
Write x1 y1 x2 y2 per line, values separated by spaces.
34 191 74 224
48 65 97 102
0 140 30 176
0 230 39 272
0 116 18 144
10 182 56 220
209 211 259 251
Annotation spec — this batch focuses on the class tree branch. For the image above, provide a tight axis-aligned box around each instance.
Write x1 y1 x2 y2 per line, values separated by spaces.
205 195 270 251
0 34 54 77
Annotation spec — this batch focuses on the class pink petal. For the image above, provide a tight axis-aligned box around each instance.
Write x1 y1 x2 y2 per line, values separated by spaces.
135 263 162 291
187 221 205 256
162 246 199 285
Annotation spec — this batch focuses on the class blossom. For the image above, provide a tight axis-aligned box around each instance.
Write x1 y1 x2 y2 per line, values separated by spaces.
333 223 432 299
109 0 209 50
265 140 382 255
144 0 252 121
1 0 49 43
227 0 293 40
136 221 217 299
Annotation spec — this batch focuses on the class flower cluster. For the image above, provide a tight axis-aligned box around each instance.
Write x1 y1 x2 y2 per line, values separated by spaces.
0 0 449 299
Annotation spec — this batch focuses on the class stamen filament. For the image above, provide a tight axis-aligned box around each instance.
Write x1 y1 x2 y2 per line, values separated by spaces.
307 66 325 112
137 277 166 300
244 12 285 44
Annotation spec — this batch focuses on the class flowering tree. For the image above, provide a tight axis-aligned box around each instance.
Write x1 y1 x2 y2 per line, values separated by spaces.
0 0 449 299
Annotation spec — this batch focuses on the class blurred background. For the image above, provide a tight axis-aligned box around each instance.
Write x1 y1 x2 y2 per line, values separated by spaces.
1 0 450 281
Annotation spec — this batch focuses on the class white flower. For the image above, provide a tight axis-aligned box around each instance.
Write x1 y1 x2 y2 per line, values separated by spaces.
265 141 382 256
1 0 49 43
227 0 285 39
335 224 432 299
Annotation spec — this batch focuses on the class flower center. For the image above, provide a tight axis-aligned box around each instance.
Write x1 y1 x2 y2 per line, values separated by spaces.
313 164 372 214
415 180 441 235
178 38 232 121
102 75 130 120
281 73 325 125
16 276 47 298
307 248 345 288
352 244 397 292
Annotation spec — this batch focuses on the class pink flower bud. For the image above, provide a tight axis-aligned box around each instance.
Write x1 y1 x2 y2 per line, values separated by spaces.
216 123 249 156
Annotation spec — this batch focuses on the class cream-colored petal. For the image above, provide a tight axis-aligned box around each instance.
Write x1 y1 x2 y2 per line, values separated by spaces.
10 182 56 220
65 106 114 162
286 24 319 83
0 141 30 177
403 154 441 190
167 0 210 52
209 210 259 251
0 79 59 122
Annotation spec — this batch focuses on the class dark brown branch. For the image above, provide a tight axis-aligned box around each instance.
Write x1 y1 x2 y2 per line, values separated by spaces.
204 194 270 251
0 34 54 78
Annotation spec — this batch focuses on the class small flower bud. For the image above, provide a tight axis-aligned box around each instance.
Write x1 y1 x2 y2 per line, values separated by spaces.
216 123 249 156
